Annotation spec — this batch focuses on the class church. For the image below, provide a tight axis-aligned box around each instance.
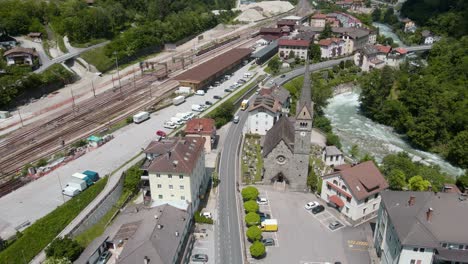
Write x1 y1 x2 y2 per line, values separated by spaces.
262 62 313 191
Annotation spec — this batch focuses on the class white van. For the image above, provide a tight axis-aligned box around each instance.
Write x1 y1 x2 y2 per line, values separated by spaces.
163 121 177 129
196 90 205 96
192 104 204 112
170 117 185 125
133 111 150 123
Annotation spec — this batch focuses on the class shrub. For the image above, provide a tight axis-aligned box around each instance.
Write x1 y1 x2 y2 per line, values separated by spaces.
243 200 259 213
246 226 262 242
123 164 143 195
250 241 266 258
241 186 259 201
245 212 260 227
194 211 214 224
36 158 48 167
45 237 83 261
126 116 133 124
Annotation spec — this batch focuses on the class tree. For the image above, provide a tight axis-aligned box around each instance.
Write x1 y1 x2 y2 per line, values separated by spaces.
245 212 261 226
408 175 431 191
250 241 266 258
326 133 341 149
308 43 321 62
288 50 295 59
243 200 259 213
387 169 407 190
349 145 359 159
313 115 332 133
267 56 281 74
307 167 318 192
447 131 468 169
123 164 143 195
372 8 381 22
320 22 332 39
45 237 83 262
456 174 468 193
241 186 259 201
246 226 262 242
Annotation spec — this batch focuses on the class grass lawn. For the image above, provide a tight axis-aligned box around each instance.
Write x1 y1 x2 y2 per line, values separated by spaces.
57 35 68 53
81 45 114 73
0 177 108 263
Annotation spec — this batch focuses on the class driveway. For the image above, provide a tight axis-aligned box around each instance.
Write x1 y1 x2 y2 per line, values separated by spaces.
248 186 370 264
16 37 51 68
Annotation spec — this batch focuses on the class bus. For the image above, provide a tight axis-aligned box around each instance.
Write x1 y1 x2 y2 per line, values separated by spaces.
240 99 249 111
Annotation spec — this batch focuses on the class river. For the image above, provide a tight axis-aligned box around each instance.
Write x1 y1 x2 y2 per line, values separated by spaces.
372 22 405 47
324 91 464 177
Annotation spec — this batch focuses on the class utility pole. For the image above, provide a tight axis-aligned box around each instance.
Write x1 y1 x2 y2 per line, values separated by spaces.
114 51 123 96
133 65 137 89
17 109 24 127
70 87 76 113
57 172 65 203
91 79 96 97
148 81 153 98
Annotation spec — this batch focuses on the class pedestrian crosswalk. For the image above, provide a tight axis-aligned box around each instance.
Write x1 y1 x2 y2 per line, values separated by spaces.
348 240 369 246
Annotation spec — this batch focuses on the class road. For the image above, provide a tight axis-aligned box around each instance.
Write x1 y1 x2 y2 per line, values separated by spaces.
213 56 354 264
35 41 109 73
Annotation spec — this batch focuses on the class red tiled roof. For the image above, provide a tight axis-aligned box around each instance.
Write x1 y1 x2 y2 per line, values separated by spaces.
375 44 391 54
185 118 215 136
318 38 343 46
334 164 352 171
143 137 205 174
260 27 282 34
326 161 389 201
394 47 408 54
277 20 296 26
261 35 279 41
329 195 345 207
312 13 327 19
278 39 310 47
327 182 353 199
3 47 37 57
174 49 251 84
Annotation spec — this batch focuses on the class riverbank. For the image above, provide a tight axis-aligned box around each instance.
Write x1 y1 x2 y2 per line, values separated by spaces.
324 91 464 177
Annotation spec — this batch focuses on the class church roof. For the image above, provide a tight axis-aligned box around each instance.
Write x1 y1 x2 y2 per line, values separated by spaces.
262 116 295 157
296 61 313 120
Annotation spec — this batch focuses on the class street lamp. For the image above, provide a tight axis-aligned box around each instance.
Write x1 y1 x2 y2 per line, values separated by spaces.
147 81 153 98
113 51 122 95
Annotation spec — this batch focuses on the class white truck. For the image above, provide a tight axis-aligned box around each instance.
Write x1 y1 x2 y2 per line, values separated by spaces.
195 90 205 96
173 95 185 106
177 86 191 94
133 111 150 123
163 121 177 129
192 104 204 112
62 177 87 197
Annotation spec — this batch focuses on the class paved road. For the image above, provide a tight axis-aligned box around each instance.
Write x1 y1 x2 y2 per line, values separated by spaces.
405 44 432 52
216 107 247 264
35 41 109 73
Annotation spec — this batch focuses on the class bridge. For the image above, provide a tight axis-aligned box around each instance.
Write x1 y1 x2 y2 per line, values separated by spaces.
35 41 109 73
405 44 433 52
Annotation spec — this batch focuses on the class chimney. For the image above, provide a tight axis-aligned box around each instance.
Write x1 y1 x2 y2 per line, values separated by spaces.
175 231 179 237
408 196 416 206
173 160 178 167
426 208 433 222
157 224 163 229
144 256 150 264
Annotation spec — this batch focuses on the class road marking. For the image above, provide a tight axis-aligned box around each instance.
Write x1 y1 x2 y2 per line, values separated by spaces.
193 247 209 250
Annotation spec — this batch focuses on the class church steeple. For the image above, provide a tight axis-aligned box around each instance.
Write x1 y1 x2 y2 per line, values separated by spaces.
294 60 313 155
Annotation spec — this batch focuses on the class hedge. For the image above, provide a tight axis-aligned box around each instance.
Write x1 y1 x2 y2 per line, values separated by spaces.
250 241 266 258
243 200 259 213
245 212 260 227
241 186 259 201
0 177 108 263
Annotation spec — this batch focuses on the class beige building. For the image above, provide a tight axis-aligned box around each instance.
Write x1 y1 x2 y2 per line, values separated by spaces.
141 137 208 212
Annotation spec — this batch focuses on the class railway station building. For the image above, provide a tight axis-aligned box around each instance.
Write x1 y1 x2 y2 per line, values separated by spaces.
174 48 252 91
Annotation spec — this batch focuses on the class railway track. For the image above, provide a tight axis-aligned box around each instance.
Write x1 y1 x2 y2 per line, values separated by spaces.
0 32 258 193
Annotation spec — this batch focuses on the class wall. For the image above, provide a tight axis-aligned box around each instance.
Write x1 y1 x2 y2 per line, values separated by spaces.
247 109 276 135
399 247 434 264
71 175 124 237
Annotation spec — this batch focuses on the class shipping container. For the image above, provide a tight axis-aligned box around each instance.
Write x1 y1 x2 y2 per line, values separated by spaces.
133 111 150 123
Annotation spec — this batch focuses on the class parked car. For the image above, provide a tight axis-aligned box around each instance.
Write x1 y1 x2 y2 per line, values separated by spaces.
192 254 209 262
205 101 213 106
311 205 325 214
280 74 286 78
224 88 233 92
262 238 275 246
202 212 212 218
305 201 319 210
156 130 167 138
259 212 271 222
329 221 343 230
96 251 112 264
213 95 222 100
233 115 240 124
256 197 268 205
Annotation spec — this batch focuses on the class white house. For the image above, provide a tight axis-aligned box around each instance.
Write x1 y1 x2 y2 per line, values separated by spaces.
355 45 408 72
141 137 209 213
278 39 310 59
421 30 440 45
3 47 38 66
246 86 290 135
374 191 468 264
320 161 389 223
310 13 327 28
318 38 346 58
322 146 345 167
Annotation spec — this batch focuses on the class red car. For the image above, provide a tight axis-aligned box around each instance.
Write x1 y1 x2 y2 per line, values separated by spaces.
156 130 167 138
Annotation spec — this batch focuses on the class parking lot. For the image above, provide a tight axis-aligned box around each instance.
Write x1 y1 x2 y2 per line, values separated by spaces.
250 186 371 264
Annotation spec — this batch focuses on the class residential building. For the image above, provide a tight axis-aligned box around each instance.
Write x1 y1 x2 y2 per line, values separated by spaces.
368 30 377 44
277 19 297 31
322 146 345 167
320 161 389 222
336 0 363 10
318 38 346 58
260 27 284 38
141 137 208 211
329 12 362 28
354 45 386 71
333 27 370 51
246 85 290 135
278 39 310 59
386 47 407 68
184 118 216 152
403 18 416 33
3 47 38 66
0 34 17 49
27 32 42 43
374 191 468 264
421 30 440 45
310 13 327 28
75 204 192 264
262 62 313 192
